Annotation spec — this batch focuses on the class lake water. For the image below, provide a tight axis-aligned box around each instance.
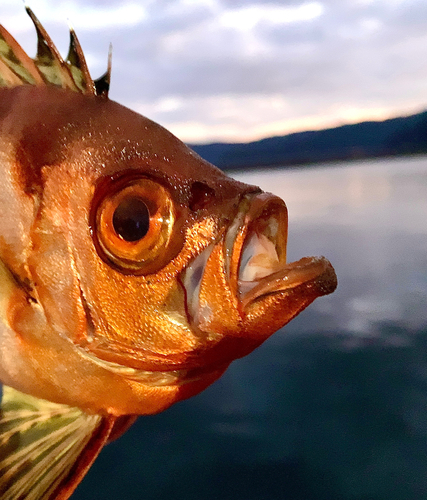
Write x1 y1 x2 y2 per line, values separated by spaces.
74 156 427 500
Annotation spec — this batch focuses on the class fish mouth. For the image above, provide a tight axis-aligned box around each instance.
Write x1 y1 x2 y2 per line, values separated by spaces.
224 192 289 307
182 192 337 333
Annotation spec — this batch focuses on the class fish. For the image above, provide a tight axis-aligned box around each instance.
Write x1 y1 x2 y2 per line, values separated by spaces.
0 7 337 500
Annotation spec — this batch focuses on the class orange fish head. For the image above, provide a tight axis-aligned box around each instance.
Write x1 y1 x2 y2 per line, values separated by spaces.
2 87 336 416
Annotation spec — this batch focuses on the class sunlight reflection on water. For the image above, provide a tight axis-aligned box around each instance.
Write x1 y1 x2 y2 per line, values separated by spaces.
232 155 427 229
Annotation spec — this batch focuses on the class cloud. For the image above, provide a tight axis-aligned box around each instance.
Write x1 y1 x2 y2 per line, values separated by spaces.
219 2 324 31
2 0 427 143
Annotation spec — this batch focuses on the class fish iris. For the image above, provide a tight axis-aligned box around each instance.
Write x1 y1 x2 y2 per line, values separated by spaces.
112 197 150 242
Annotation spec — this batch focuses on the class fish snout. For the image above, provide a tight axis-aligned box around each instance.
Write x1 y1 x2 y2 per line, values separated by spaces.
182 191 336 342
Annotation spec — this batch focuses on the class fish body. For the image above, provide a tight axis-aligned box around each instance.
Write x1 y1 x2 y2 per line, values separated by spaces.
0 9 337 499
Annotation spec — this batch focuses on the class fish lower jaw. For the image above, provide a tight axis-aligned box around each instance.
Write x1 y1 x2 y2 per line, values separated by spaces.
234 203 337 309
238 255 337 309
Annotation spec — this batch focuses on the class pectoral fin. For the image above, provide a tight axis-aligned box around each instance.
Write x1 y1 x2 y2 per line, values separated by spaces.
0 385 115 500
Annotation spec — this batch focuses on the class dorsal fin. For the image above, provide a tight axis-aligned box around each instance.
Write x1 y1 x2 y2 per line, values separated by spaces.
0 7 110 97
0 22 44 85
25 6 79 91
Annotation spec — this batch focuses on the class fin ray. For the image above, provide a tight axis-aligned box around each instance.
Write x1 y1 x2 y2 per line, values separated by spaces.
25 6 78 90
0 58 26 87
0 8 107 96
94 43 112 97
0 385 114 500
66 27 96 94
0 24 45 85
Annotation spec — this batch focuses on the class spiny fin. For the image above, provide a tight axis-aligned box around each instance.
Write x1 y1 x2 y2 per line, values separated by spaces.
66 26 96 94
25 6 78 91
0 7 110 97
94 43 112 97
0 23 44 85
0 385 116 500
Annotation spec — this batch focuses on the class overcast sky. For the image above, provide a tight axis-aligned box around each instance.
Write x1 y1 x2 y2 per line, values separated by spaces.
2 0 427 143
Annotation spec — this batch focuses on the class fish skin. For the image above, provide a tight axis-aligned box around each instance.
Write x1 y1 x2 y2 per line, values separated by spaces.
0 10 337 499
0 83 337 417
0 13 337 417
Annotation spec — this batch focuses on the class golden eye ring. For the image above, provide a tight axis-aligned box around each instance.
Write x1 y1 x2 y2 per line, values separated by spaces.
92 176 176 274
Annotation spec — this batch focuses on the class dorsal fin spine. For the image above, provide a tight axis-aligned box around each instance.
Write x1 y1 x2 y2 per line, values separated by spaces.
0 24 45 85
66 27 96 94
94 43 112 97
0 7 108 97
26 6 79 91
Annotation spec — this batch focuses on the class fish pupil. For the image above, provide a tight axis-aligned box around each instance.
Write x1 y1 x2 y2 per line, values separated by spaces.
112 197 150 242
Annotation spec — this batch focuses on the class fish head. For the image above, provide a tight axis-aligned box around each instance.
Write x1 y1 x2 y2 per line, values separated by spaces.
3 87 336 415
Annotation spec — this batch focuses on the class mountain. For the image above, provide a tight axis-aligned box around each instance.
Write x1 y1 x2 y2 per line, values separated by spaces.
189 109 427 170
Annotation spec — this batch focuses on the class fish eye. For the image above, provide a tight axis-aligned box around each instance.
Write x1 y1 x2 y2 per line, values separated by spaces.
112 197 150 242
91 175 177 274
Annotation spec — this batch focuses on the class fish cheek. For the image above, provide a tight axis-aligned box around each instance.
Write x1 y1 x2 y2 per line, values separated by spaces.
69 191 196 358
76 261 201 358
69 194 196 357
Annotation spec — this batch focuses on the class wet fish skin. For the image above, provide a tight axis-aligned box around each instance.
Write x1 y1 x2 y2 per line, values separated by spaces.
0 9 337 499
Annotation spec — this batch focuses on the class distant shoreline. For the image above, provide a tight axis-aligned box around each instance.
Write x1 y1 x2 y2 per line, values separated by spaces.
189 109 427 172
222 152 427 173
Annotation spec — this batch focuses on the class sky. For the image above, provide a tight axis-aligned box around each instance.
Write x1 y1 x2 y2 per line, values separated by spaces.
1 0 427 144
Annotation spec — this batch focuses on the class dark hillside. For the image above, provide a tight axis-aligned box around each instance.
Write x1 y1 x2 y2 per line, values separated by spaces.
190 110 427 170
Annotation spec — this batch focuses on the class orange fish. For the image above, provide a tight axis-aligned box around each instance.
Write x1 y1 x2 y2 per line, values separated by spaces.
0 8 337 500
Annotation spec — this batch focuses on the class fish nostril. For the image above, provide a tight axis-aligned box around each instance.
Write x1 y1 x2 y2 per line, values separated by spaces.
189 181 215 211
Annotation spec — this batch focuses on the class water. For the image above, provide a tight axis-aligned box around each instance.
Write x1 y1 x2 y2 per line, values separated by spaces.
74 156 427 500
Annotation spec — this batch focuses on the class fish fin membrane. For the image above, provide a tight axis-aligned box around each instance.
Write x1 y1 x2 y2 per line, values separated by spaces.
0 384 115 500
0 7 110 96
